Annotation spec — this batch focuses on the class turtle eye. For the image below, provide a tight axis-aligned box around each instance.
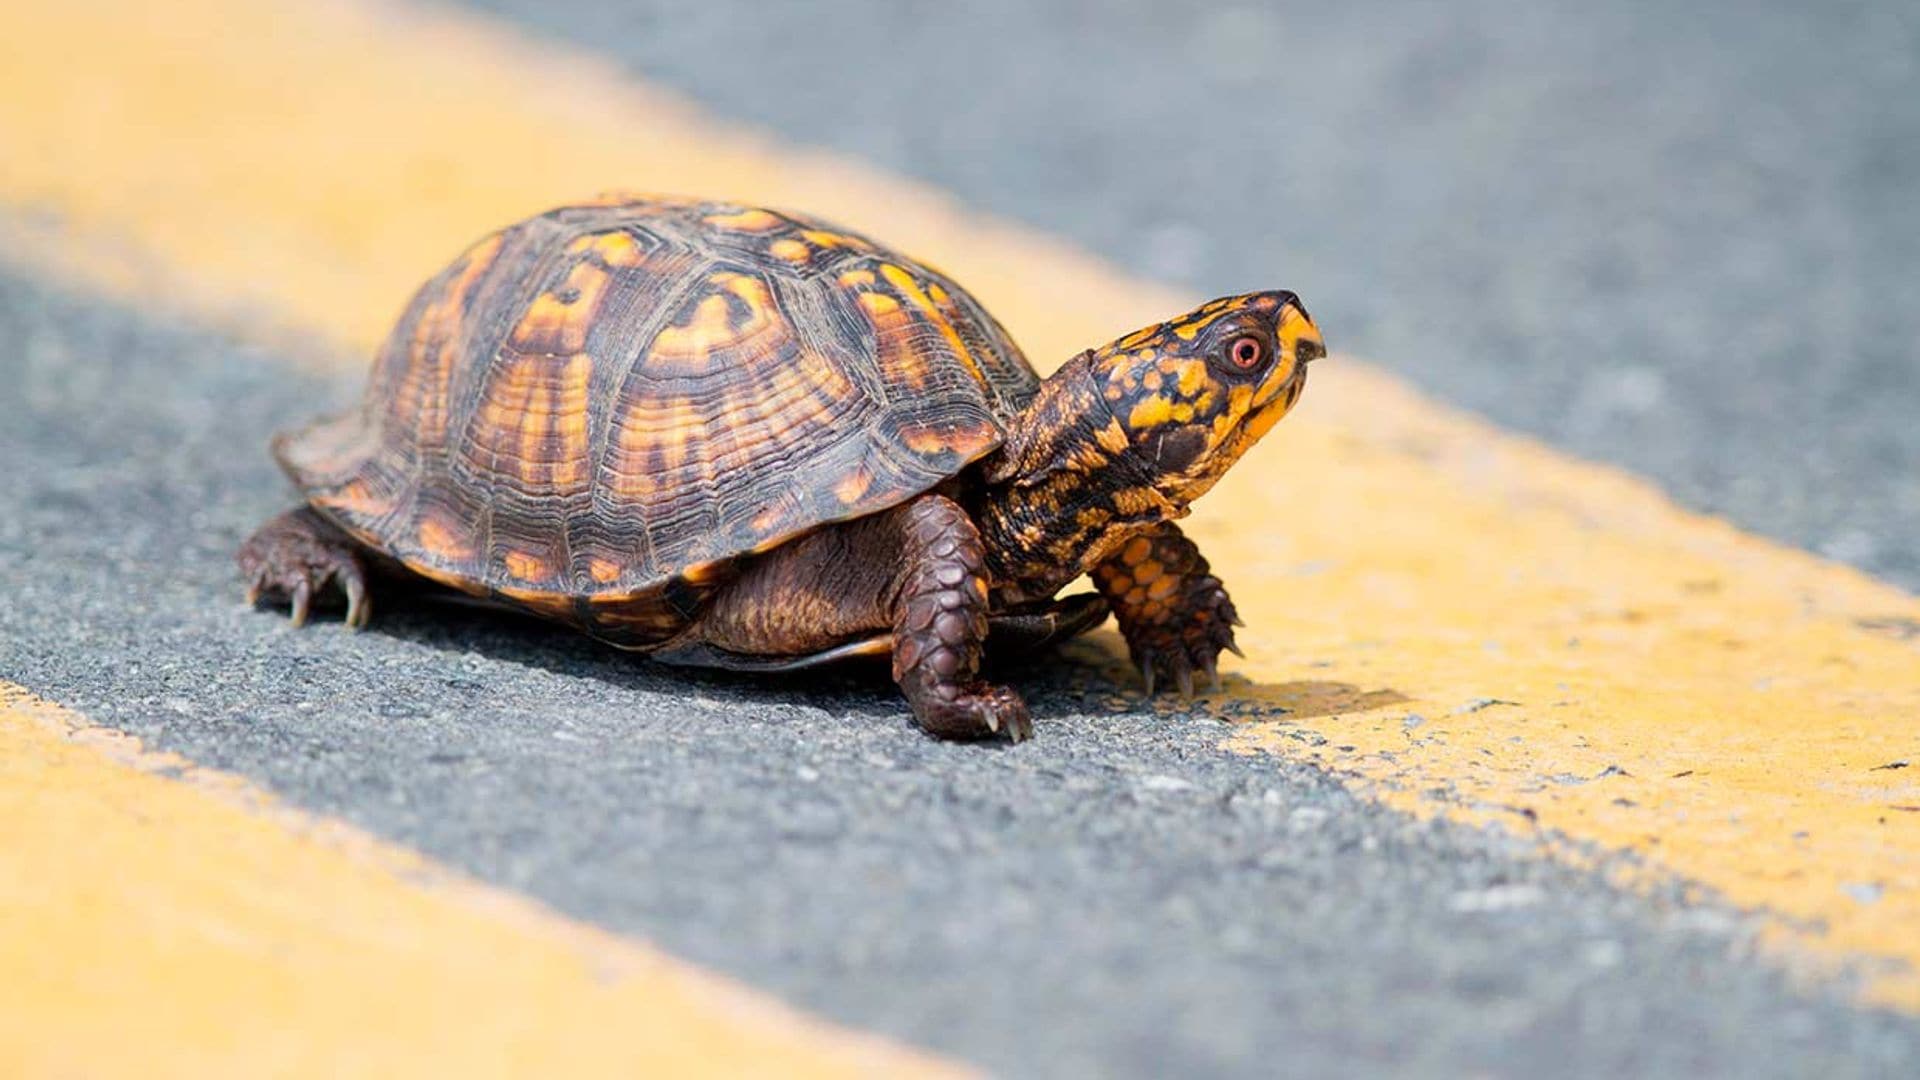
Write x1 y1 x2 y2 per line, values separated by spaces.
1227 335 1265 370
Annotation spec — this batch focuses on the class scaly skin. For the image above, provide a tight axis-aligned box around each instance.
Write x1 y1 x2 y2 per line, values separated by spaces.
1091 523 1243 696
237 507 372 629
242 244 1325 741
975 292 1320 702
889 495 1031 741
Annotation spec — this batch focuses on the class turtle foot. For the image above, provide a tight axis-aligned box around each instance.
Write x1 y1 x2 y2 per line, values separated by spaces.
1126 574 1240 698
237 508 372 629
912 683 1033 743
1093 524 1242 698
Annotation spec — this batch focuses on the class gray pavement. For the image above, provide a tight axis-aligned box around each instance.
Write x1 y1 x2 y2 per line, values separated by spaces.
458 0 1920 589
5 268 1918 1075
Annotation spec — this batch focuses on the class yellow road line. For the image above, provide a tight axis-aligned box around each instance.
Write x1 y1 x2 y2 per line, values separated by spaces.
0 687 958 1078
3 0 1918 1021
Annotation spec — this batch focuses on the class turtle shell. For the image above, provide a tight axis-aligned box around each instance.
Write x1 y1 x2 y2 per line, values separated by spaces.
275 195 1040 647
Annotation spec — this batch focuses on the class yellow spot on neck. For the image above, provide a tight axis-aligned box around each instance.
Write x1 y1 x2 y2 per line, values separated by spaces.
1127 396 1174 430
1176 362 1205 396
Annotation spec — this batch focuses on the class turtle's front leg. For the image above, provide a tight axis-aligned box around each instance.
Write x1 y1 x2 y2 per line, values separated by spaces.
1091 522 1242 696
890 494 1032 742
237 507 373 629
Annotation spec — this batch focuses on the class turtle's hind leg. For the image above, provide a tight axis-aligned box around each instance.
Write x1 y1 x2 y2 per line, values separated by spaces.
237 507 372 629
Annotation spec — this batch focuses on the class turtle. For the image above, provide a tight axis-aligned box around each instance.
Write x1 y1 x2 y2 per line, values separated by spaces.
238 194 1324 742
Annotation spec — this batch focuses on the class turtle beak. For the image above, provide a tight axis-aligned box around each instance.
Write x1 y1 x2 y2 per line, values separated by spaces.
1279 303 1325 368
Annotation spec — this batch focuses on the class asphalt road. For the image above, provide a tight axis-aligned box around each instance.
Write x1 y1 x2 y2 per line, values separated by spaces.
7 1 1920 1075
461 0 1920 590
4 268 1918 1075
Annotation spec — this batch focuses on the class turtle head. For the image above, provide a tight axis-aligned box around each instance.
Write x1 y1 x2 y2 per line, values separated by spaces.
1091 290 1323 507
973 290 1321 602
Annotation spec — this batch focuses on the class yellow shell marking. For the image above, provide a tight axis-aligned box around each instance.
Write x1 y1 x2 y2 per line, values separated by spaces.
512 293 590 354
502 550 548 581
604 276 859 508
704 207 783 232
507 234 637 355
801 229 867 251
878 264 988 385
588 229 646 263
680 559 729 586
848 280 936 397
396 231 504 442
325 478 395 517
474 352 594 492
833 466 874 505
898 425 953 455
897 416 998 457
417 516 473 562
647 272 780 369
857 292 901 316
769 237 811 263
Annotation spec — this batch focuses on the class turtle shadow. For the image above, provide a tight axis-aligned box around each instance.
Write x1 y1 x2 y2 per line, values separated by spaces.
354 592 1106 733
1045 638 1413 725
350 591 1406 740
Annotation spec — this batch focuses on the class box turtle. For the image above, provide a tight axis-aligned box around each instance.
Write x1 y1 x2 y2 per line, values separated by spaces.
239 194 1324 741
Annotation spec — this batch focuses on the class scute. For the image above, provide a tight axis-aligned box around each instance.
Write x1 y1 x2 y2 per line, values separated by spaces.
274 195 1040 647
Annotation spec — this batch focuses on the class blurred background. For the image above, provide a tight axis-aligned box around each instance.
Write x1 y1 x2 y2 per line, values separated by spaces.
468 0 1920 587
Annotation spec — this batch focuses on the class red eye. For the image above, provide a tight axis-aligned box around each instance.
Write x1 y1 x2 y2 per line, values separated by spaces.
1228 335 1264 369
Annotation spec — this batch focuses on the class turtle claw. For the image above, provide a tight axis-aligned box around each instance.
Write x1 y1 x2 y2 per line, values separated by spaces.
913 684 1032 743
289 578 314 628
1174 660 1196 699
1200 652 1222 693
1120 573 1244 699
1133 644 1214 699
237 508 373 630
343 574 371 631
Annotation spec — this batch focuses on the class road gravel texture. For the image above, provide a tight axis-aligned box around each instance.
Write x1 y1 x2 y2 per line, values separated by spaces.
8 0 1920 1074
4 270 1918 1075
457 0 1920 589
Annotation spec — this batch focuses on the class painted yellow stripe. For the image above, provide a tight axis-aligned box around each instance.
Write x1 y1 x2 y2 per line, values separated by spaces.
3 0 1918 1024
0 687 957 1077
